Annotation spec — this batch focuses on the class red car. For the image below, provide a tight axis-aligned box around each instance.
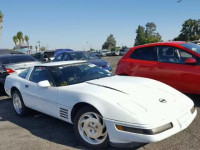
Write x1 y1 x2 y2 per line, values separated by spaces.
116 41 200 94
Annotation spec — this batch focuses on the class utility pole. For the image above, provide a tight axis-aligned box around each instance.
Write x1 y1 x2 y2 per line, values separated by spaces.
37 41 40 52
35 45 38 53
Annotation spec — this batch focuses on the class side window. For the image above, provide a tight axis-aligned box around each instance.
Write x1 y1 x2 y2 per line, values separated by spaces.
29 67 53 85
63 53 70 61
158 46 181 64
157 46 195 64
130 46 157 61
179 50 193 64
18 68 30 79
55 53 64 61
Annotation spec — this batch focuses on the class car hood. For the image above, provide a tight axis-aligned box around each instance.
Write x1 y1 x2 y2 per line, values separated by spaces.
88 59 108 67
86 76 193 122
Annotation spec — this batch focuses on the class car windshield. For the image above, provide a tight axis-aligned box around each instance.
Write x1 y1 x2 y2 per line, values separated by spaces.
50 63 112 86
181 43 200 54
0 55 37 64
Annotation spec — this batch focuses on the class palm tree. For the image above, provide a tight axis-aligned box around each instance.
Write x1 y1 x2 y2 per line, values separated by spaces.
24 35 29 46
0 11 4 41
17 31 24 44
13 36 18 45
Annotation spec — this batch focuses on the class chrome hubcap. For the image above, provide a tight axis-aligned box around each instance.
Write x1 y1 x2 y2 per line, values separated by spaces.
13 94 22 114
78 112 107 145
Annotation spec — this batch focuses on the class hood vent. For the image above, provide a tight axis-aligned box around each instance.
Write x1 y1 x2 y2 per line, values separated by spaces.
60 108 68 119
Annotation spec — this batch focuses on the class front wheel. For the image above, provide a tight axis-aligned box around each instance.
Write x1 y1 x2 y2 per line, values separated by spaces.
12 90 29 116
73 106 109 149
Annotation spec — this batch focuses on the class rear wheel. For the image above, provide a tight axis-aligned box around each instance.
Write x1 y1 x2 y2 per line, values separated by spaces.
12 90 29 116
0 83 5 93
73 106 109 149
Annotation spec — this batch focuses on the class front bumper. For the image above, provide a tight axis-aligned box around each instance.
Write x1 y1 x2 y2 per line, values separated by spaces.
104 109 197 148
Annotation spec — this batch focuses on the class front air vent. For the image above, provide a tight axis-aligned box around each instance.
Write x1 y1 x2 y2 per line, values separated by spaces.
60 108 68 119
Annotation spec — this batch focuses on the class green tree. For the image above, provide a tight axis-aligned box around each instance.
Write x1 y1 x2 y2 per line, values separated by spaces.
17 31 24 44
134 22 162 46
102 34 116 50
88 48 95 52
145 22 162 43
0 11 4 41
135 25 146 46
122 46 128 50
174 19 200 41
40 46 46 51
115 46 121 51
13 36 18 45
24 35 29 46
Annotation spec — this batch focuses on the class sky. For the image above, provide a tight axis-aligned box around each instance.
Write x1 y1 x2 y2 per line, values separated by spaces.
0 0 200 51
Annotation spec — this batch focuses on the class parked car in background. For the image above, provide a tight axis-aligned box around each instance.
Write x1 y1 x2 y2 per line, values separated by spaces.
110 51 116 56
54 51 112 72
0 54 40 92
115 50 120 56
116 41 200 94
100 49 111 57
119 49 129 55
90 51 101 59
5 61 196 148
31 51 55 62
0 49 24 55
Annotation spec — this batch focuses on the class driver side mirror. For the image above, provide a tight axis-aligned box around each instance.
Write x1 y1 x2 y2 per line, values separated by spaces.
185 58 197 65
38 80 51 88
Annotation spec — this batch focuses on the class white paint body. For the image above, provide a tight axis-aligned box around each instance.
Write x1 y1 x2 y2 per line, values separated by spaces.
4 61 197 146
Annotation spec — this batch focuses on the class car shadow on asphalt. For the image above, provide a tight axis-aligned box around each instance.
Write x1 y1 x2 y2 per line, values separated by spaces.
0 93 139 150
186 94 200 107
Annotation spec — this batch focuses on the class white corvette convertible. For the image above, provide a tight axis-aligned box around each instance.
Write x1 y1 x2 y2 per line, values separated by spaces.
4 61 196 148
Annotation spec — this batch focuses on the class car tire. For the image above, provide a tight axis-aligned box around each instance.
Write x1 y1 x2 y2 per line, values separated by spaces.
0 83 5 93
73 106 109 149
12 90 29 116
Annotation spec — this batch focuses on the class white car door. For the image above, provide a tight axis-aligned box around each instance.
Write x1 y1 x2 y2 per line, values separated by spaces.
22 66 59 118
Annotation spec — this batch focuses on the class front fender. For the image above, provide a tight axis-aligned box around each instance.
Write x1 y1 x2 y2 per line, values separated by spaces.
58 87 143 124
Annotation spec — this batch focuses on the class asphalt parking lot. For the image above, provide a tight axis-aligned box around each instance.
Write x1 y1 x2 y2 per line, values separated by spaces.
1 56 200 150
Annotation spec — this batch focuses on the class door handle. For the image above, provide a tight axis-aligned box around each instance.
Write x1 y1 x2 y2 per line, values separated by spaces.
25 85 29 88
